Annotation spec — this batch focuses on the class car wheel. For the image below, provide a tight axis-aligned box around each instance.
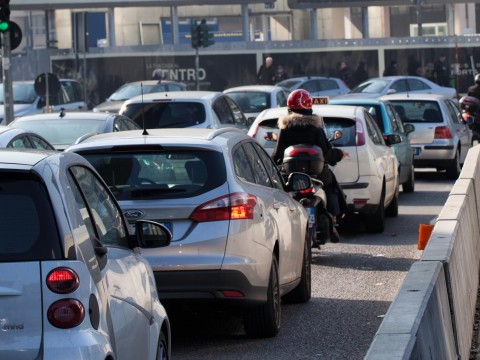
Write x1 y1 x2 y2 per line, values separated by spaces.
283 232 311 304
385 185 399 217
156 331 169 360
244 255 281 338
364 186 385 233
445 148 461 180
402 163 415 193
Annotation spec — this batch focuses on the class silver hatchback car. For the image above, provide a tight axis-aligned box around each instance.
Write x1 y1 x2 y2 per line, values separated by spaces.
66 127 311 338
381 93 471 179
0 149 172 359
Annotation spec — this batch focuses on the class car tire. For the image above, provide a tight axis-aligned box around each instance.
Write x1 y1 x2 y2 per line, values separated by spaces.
385 185 399 217
446 148 461 180
156 331 169 360
283 233 311 304
402 163 415 193
364 186 385 233
244 255 281 338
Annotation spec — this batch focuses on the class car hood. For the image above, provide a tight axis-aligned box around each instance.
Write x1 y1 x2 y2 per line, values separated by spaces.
93 101 123 113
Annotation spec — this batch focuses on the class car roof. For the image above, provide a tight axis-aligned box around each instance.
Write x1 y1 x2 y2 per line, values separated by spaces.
126 91 220 104
224 85 285 92
257 105 358 120
12 111 119 122
0 148 53 167
123 80 185 86
66 127 248 152
379 93 449 101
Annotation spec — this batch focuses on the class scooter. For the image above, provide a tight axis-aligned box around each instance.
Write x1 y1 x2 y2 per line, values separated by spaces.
281 144 339 249
459 95 480 146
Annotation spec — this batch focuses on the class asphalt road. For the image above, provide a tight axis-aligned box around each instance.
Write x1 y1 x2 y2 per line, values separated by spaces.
168 170 455 359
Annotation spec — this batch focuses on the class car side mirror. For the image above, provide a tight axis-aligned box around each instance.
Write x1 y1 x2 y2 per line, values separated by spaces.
384 133 401 146
134 220 172 248
286 172 312 192
404 123 415 134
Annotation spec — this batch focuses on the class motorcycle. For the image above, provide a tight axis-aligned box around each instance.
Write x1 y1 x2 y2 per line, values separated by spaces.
459 95 480 146
281 143 340 249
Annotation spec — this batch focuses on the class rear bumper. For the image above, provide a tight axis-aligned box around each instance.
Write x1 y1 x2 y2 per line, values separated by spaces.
411 143 456 167
154 269 267 307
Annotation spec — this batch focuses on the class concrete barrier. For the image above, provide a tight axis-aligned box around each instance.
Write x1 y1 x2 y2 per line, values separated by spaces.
365 145 480 360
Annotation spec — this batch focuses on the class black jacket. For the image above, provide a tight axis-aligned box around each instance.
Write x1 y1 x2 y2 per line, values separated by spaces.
468 84 480 100
271 112 344 185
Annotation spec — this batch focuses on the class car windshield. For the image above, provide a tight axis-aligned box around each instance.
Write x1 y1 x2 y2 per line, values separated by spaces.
10 119 106 146
122 101 207 129
388 100 442 123
109 83 158 101
0 83 38 105
82 150 226 201
276 79 302 90
228 92 271 113
350 80 389 94
0 172 62 261
323 117 357 147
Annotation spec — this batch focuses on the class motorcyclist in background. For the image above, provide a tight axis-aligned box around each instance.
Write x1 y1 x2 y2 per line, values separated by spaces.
467 74 480 100
271 89 348 229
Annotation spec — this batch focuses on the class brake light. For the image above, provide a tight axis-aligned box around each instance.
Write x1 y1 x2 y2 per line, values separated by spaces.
434 126 452 139
190 192 257 222
356 118 365 146
46 268 79 294
284 146 320 156
298 186 314 195
247 123 258 138
48 299 85 329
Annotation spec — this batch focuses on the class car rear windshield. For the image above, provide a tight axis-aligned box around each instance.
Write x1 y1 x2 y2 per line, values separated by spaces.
122 102 207 129
255 119 279 150
228 92 271 113
0 173 62 262
388 100 442 123
323 117 357 147
82 150 226 201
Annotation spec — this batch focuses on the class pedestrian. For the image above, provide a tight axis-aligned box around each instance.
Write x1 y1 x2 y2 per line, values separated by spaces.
352 61 369 87
275 65 288 83
337 61 353 88
407 55 423 77
383 61 398 76
433 54 451 87
256 56 276 85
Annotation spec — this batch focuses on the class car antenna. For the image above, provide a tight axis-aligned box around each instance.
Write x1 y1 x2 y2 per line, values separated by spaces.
141 83 149 135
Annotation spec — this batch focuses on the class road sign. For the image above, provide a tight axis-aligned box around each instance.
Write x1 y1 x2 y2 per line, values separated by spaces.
0 21 22 50
34 72 60 98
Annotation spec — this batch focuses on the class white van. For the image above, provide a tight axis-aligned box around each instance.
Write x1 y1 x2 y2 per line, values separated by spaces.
0 79 87 124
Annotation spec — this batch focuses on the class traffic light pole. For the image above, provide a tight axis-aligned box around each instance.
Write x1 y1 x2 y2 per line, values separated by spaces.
195 46 200 90
1 30 14 124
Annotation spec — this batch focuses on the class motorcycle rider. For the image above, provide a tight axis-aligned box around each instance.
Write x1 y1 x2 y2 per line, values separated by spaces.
271 89 348 231
468 74 480 100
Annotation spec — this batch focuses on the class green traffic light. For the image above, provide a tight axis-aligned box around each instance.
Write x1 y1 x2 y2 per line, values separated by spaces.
0 21 9 32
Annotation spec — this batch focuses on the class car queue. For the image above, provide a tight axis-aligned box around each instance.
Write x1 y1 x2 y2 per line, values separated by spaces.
0 74 473 358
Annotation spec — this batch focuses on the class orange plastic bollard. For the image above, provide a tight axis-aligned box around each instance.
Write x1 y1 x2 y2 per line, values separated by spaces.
418 224 434 250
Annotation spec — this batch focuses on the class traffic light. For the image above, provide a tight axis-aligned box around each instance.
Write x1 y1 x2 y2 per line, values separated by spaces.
0 0 10 33
199 19 215 48
191 24 200 49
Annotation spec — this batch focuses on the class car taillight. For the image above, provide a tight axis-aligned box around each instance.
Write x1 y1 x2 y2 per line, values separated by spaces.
284 146 320 156
247 124 258 138
356 118 365 146
46 268 79 294
434 126 452 139
190 192 257 222
48 299 85 329
298 185 314 195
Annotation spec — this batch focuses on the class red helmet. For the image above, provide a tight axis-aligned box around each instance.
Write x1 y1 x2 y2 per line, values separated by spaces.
287 89 312 112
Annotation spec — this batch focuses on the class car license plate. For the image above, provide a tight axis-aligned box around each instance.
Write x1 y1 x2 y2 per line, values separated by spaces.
414 147 421 156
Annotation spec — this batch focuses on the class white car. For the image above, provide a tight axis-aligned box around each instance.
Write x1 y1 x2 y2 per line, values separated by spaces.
381 93 472 179
340 76 458 100
249 105 400 233
119 91 248 130
223 85 290 123
0 149 172 359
